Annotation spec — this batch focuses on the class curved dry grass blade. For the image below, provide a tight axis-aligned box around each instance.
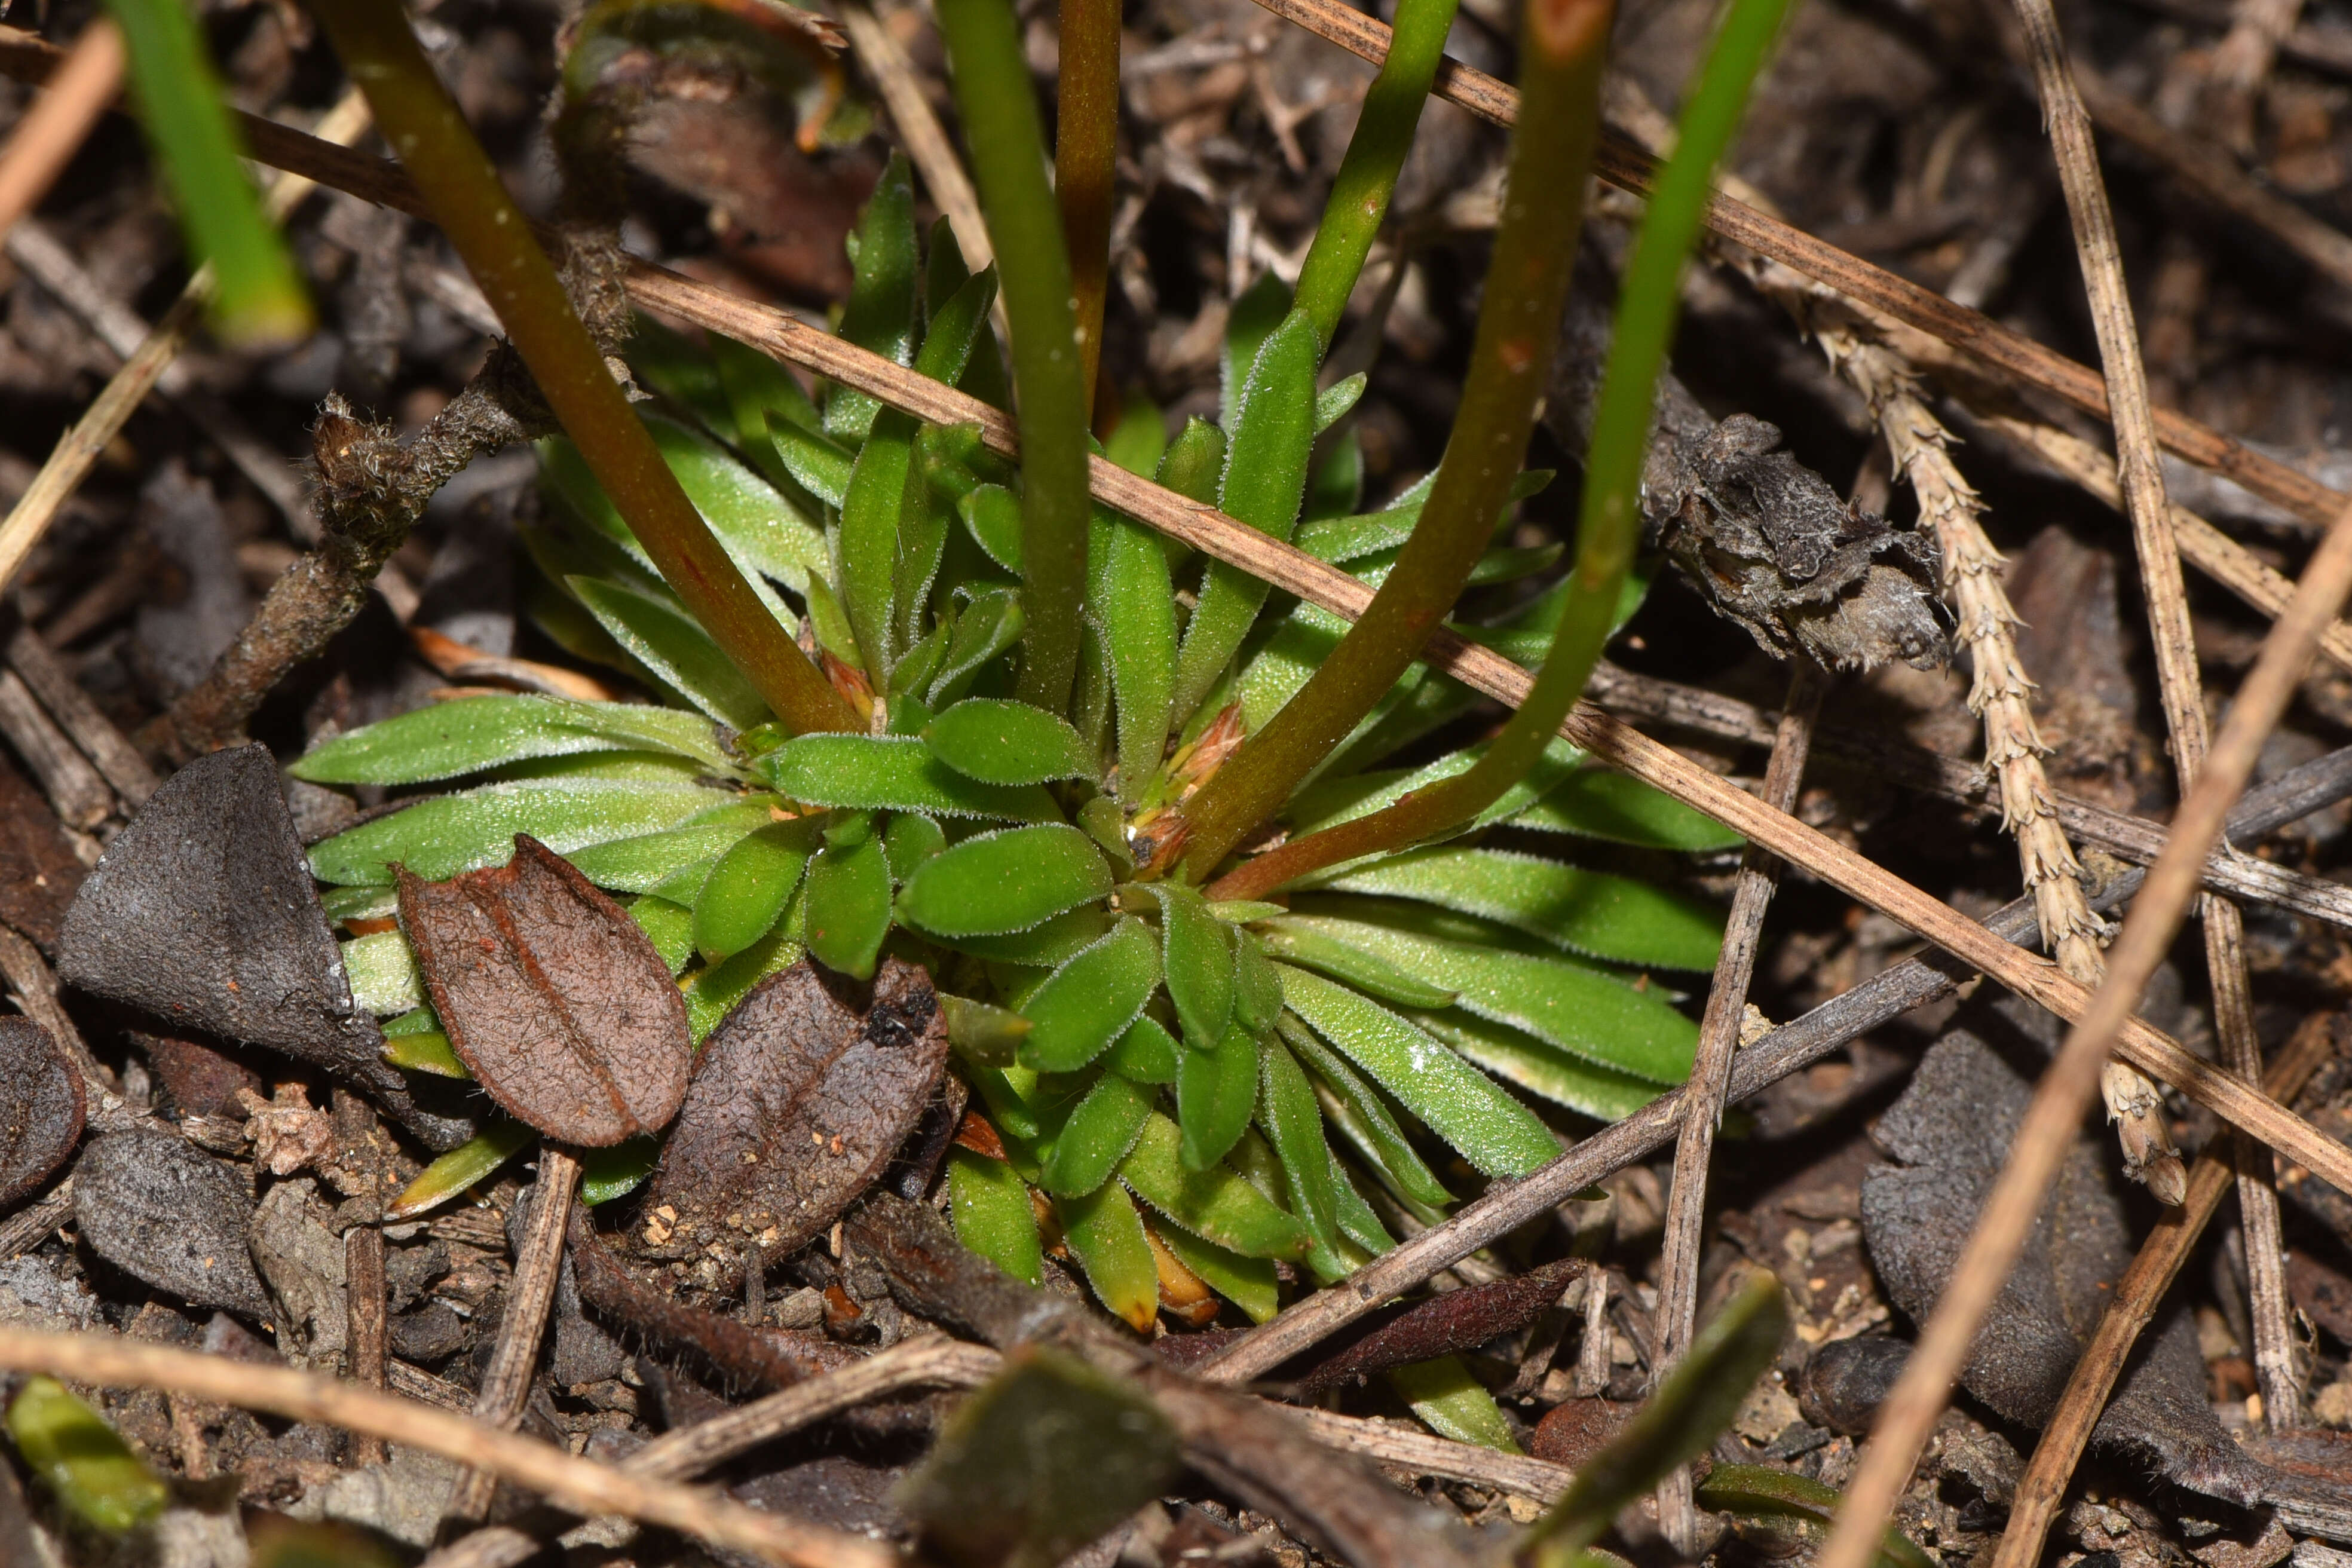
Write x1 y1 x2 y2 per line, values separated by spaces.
0 1327 893 1566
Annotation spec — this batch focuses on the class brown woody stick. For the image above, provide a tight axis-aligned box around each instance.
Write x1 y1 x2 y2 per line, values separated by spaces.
1991 1013 2338 1568
2002 0 2301 1420
0 1328 892 1568
1653 667 1820 1548
0 20 120 240
446 1149 580 1523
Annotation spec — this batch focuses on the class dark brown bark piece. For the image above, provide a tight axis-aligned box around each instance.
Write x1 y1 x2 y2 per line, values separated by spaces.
0 750 82 956
397 834 691 1146
641 957 947 1270
0 1018 82 1206
73 1127 271 1318
1290 1258 1587 1394
137 1032 264 1119
56 743 470 1149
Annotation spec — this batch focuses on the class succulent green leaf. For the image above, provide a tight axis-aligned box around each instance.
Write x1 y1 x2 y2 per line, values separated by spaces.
711 329 823 471
941 993 1034 1067
310 779 734 886
1016 917 1161 1071
804 816 892 979
1411 1009 1665 1122
828 155 920 440
1229 929 1284 1036
1056 1180 1161 1332
929 587 1025 708
7 1376 169 1534
1220 272 1293 429
383 1027 468 1077
682 922 805 1040
1119 1111 1310 1260
896 823 1114 939
913 266 999 384
1102 1014 1180 1084
1104 393 1170 476
958 483 1025 573
647 415 828 595
580 1137 660 1206
1172 310 1321 721
1253 920 1456 1009
1285 909 1698 1084
563 803 777 892
629 893 697 975
1094 513 1178 800
387 1121 537 1220
569 575 772 730
1177 1021 1259 1171
1275 1015 1454 1209
289 695 731 785
768 419 856 509
882 811 948 881
1258 1036 1340 1250
947 1147 1045 1285
692 817 820 960
762 733 1062 820
1315 847 1724 971
1041 1071 1154 1196
1386 1356 1521 1451
840 413 916 678
1313 373 1367 433
1510 770 1745 851
1150 882 1235 1051
1276 964 1558 1177
343 929 422 1015
923 699 1095 784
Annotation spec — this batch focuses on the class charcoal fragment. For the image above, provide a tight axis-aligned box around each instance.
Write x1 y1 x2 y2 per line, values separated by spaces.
57 744 471 1150
73 1128 271 1319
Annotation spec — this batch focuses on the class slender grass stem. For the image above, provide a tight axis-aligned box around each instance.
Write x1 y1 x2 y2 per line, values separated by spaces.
1289 0 1462 350
1206 0 1798 901
108 0 313 346
1055 0 1120 416
312 0 856 736
1175 0 1612 883
936 0 1092 716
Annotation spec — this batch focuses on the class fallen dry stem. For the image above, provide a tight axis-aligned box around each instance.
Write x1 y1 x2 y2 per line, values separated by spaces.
0 1328 894 1568
446 1148 580 1523
2008 0 2299 1415
1655 666 1819 1547
0 19 120 240
1815 498 2352 1568
1991 1013 2338 1568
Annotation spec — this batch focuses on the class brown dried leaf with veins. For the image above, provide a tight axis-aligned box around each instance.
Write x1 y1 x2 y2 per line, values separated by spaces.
397 834 691 1146
639 957 949 1275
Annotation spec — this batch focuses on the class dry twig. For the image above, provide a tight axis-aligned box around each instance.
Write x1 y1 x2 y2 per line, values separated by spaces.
1653 667 1820 1548
446 1149 580 1524
0 1327 894 1568
2002 0 2301 1422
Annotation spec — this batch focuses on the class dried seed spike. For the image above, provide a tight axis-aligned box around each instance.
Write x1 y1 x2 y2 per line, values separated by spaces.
397 834 691 1146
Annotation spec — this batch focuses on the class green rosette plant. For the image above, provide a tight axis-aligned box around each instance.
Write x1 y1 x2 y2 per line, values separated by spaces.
293 0 1788 1415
